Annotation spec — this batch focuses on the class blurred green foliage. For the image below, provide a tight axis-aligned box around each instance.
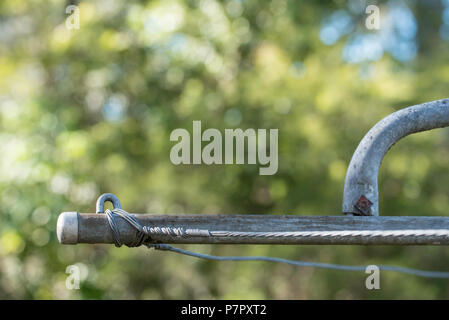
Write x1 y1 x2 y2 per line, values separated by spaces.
1 0 449 299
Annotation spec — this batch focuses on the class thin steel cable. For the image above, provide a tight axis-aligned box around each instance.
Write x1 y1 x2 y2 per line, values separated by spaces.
107 208 449 279
105 209 122 247
209 230 449 238
148 244 449 279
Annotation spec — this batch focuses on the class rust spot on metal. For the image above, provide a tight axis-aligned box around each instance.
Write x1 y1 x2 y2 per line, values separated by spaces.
354 195 373 216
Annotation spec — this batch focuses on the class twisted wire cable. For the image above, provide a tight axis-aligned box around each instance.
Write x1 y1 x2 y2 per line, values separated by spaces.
209 229 449 238
109 208 449 240
104 208 449 279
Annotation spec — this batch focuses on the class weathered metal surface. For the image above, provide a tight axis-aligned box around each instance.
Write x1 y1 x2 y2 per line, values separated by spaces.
342 98 449 216
57 212 449 245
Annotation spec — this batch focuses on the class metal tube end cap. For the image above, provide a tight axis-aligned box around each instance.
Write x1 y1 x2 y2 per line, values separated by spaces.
57 212 79 244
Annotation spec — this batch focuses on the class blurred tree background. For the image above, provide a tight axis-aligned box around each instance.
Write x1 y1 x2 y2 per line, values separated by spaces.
1 0 449 299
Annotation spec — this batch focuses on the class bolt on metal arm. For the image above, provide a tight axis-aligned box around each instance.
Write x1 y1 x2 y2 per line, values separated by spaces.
342 98 449 216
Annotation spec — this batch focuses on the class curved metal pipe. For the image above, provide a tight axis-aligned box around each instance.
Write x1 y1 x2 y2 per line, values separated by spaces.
342 98 449 216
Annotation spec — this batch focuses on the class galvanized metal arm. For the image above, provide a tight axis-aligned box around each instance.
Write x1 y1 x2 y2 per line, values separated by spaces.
57 211 449 245
56 98 449 247
342 98 449 216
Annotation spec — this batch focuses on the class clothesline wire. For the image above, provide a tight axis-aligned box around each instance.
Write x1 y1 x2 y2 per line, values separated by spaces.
148 243 449 279
104 208 449 279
